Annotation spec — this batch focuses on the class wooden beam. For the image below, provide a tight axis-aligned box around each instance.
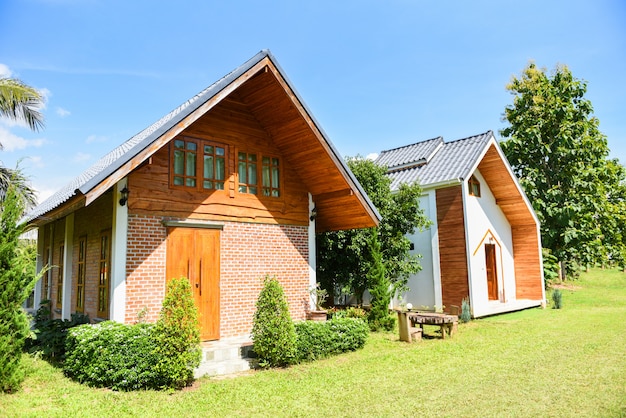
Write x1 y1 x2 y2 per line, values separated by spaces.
313 188 353 203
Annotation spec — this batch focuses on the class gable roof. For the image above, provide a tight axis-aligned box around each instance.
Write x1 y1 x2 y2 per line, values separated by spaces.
376 131 493 190
25 50 381 232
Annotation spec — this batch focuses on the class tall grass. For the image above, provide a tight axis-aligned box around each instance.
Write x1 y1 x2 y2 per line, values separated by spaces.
2 269 625 417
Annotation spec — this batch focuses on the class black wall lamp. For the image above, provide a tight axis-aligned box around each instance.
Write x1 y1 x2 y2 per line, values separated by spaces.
119 186 130 206
309 206 317 221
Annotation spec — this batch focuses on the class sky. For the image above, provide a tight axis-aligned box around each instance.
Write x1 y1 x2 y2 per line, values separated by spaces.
1 0 625 204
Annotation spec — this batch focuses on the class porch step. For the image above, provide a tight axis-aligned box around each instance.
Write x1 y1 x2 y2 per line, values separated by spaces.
194 336 257 378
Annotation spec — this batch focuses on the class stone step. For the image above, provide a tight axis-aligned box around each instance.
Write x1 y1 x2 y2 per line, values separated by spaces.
195 336 257 378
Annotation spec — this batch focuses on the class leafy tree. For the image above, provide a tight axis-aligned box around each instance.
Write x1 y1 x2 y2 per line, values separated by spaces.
365 229 395 331
317 157 430 303
0 183 39 392
0 77 44 134
500 62 626 277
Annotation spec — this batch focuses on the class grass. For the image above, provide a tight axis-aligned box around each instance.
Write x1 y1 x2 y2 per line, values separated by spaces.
3 269 626 417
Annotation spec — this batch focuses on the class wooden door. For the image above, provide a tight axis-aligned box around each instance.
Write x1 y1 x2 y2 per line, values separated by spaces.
485 244 498 301
166 227 220 341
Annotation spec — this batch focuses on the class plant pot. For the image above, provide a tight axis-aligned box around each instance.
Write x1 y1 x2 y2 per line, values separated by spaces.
307 310 328 321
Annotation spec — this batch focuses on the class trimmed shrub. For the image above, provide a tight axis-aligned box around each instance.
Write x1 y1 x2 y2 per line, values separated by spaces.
367 231 396 331
295 318 369 362
64 321 160 391
251 275 297 368
330 306 367 320
153 278 201 390
27 300 90 361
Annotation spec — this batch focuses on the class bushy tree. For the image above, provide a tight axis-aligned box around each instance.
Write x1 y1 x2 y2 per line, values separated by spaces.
366 229 395 331
500 62 626 277
251 275 297 368
0 184 38 392
153 278 201 389
317 157 430 303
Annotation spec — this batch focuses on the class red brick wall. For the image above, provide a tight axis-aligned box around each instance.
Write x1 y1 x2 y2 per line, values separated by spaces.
124 214 311 338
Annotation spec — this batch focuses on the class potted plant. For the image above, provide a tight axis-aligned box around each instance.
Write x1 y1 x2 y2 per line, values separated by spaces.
307 283 328 321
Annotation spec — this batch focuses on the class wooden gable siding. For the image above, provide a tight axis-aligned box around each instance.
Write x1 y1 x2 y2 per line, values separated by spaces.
512 225 544 300
436 186 469 309
127 93 310 225
477 144 536 227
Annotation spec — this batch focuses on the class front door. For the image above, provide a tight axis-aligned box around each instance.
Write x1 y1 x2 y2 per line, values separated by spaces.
166 227 220 341
485 244 498 301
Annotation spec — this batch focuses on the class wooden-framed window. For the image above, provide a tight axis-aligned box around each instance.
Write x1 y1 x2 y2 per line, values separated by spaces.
76 236 86 313
469 175 481 197
41 248 50 302
262 156 281 197
56 244 64 309
171 137 227 191
97 230 111 318
238 151 258 194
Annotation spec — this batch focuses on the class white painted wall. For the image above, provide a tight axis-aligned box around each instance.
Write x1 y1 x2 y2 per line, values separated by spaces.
464 169 516 317
395 193 438 309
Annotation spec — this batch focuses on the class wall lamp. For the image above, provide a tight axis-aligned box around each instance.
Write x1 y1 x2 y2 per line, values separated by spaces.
119 186 130 206
309 206 317 221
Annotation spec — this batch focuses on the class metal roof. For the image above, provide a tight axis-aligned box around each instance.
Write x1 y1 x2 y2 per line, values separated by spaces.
24 51 381 227
376 131 494 190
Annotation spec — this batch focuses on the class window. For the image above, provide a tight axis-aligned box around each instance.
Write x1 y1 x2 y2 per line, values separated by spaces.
97 231 111 318
56 244 64 309
171 137 227 190
41 248 50 302
262 156 280 197
76 237 86 313
469 175 481 197
238 152 258 194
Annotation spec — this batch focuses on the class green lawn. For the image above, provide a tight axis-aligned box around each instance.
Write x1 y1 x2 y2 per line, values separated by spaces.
3 269 626 417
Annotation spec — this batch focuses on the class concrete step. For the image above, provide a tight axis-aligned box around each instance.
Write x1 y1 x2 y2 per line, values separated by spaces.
195 336 257 378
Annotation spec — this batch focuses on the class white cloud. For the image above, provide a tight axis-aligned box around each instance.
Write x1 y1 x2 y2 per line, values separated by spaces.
0 126 46 151
28 155 45 168
56 107 71 117
0 63 12 78
73 152 91 162
86 134 108 144
366 153 379 160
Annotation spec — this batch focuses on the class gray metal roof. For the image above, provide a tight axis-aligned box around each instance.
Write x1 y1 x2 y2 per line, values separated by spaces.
25 49 381 225
376 131 494 190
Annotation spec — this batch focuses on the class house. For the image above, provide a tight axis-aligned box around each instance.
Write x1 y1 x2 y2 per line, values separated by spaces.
26 50 380 342
376 131 545 317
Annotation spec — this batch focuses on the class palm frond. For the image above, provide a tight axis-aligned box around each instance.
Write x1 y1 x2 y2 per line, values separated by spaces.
0 164 38 211
0 78 45 134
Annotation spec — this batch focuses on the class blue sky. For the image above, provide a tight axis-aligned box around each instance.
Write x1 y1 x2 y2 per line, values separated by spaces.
1 0 625 203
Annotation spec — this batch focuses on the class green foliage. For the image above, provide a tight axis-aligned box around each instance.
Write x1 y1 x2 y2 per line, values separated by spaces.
26 300 90 361
542 248 560 288
460 297 471 323
251 275 297 368
366 230 395 331
500 62 626 277
317 157 431 303
551 289 563 309
153 278 201 390
330 306 367 320
309 283 328 310
0 184 39 393
294 318 369 362
64 322 160 391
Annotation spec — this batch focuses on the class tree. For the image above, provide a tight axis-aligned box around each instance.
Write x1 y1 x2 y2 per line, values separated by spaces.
0 78 44 135
500 62 626 277
0 182 39 392
0 77 43 209
316 157 430 303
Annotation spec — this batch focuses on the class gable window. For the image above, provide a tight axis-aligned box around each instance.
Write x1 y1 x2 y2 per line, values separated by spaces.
76 236 86 313
469 175 481 197
97 231 111 318
238 152 258 194
262 156 280 197
56 244 64 309
171 137 227 190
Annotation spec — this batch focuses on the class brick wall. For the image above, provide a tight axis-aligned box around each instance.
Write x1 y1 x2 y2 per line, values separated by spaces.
124 214 310 339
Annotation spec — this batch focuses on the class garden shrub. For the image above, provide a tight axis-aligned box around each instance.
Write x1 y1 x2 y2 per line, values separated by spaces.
27 300 90 361
64 321 160 391
367 231 395 331
460 297 471 323
551 288 563 309
295 318 369 362
251 275 297 368
331 306 367 320
153 278 201 390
